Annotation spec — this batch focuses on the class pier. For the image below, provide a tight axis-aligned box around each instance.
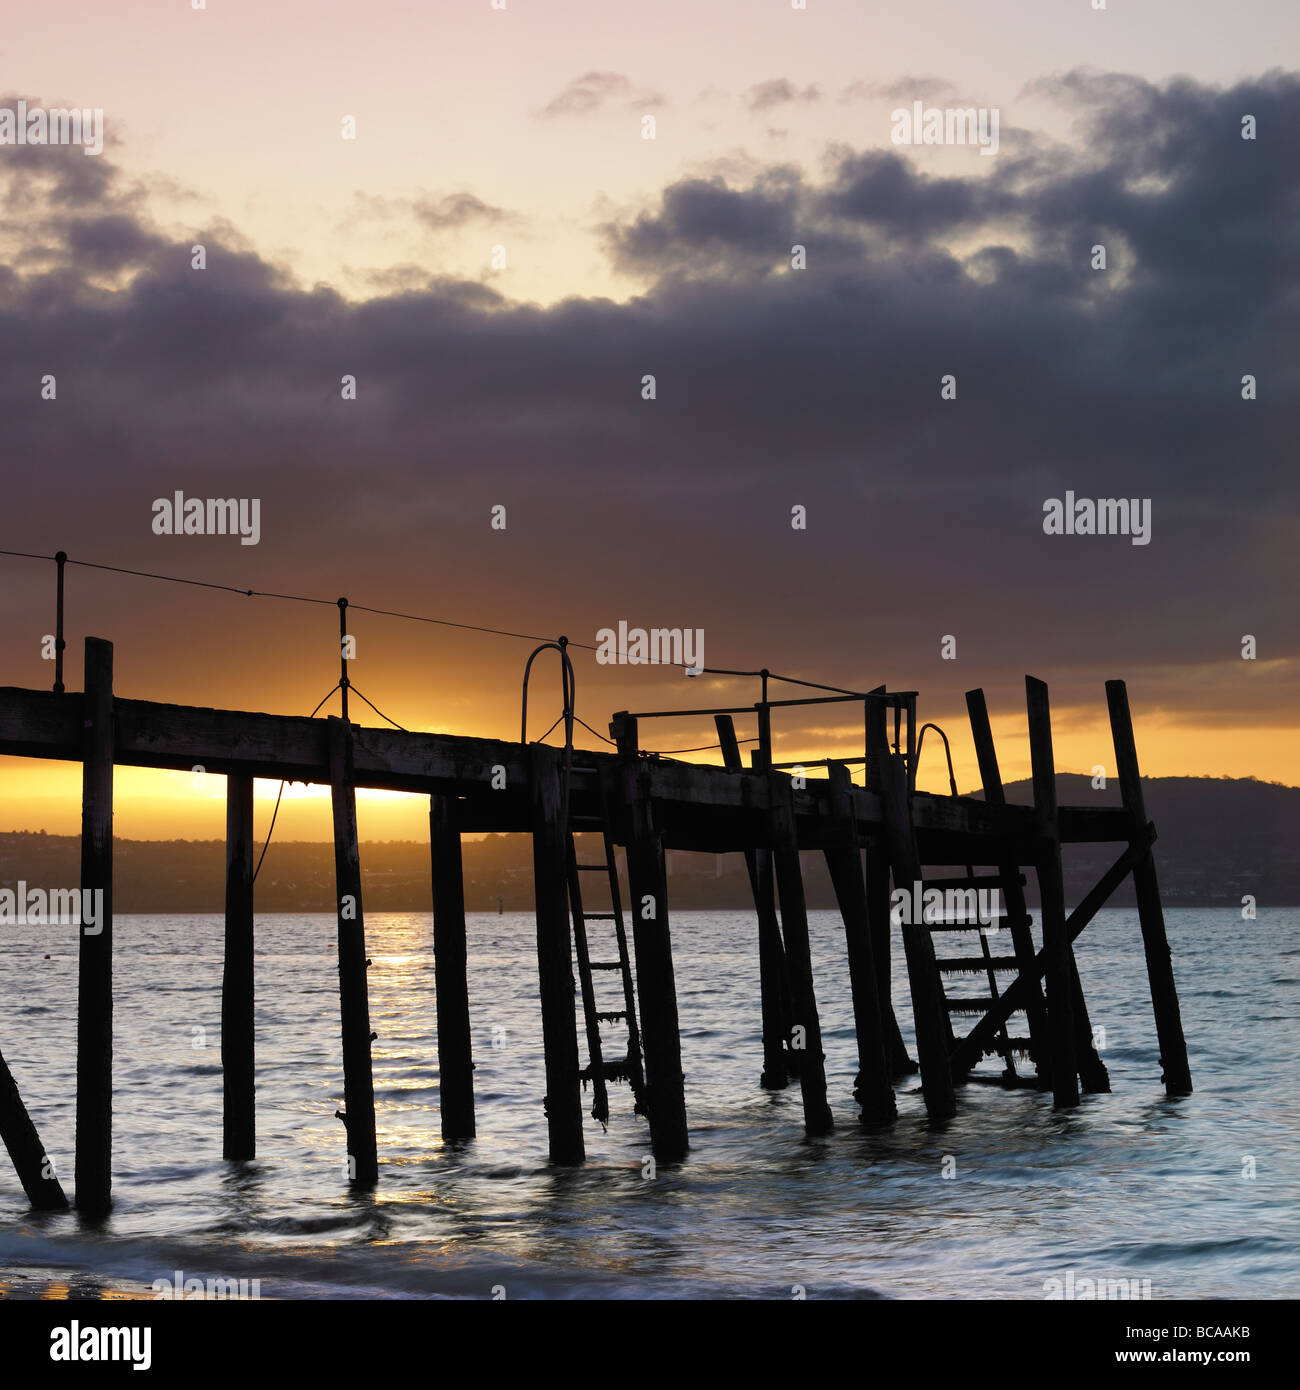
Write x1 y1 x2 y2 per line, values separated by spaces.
0 623 1191 1210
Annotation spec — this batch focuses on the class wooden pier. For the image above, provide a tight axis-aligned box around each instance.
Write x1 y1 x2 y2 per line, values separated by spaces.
0 637 1192 1207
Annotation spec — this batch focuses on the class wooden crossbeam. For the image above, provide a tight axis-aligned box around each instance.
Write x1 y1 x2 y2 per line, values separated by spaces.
0 686 1137 849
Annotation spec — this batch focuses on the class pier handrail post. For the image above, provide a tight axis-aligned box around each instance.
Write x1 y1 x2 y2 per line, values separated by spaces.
53 551 67 694
337 598 350 723
1105 680 1193 1096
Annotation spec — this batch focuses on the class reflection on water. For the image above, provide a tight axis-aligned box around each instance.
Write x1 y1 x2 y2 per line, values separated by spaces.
0 909 1296 1298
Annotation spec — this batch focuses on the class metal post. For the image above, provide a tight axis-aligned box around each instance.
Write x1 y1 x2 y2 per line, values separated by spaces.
53 551 66 694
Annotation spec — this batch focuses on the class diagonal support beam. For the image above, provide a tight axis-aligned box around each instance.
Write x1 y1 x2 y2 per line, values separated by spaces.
949 830 1154 1076
0 1045 68 1210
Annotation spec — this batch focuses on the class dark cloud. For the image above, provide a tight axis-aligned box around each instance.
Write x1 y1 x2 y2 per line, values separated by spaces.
0 70 1295 739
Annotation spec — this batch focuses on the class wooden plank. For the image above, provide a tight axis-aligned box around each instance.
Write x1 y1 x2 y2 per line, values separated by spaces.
610 755 689 1162
1026 676 1079 1109
824 762 896 1123
878 753 956 1120
429 795 476 1140
949 832 1154 1075
769 775 833 1136
222 773 256 1160
715 715 789 1089
0 688 1135 847
0 1045 67 1210
1106 680 1193 1096
329 718 378 1185
529 745 585 1164
75 637 113 1215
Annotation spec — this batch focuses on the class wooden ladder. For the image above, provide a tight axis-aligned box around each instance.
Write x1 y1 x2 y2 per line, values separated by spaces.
922 870 1044 1087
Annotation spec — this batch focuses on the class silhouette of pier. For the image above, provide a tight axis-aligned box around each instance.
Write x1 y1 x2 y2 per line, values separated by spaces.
0 625 1191 1213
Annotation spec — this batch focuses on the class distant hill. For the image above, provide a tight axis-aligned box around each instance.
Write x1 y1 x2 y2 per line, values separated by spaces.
2 775 1296 911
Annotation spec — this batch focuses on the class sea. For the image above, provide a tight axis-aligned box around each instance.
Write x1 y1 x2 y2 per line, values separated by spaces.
0 907 1296 1299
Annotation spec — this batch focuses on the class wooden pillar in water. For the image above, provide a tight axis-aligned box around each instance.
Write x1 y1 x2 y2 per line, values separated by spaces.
877 751 956 1121
76 636 114 1214
714 714 789 1089
864 696 918 1077
529 745 584 1164
965 689 1052 1087
768 774 833 1136
610 715 689 1162
222 773 256 1159
429 794 476 1140
329 717 378 1185
1025 678 1079 1109
823 762 896 1124
1106 680 1192 1096
0 1044 67 1210
968 689 1108 1092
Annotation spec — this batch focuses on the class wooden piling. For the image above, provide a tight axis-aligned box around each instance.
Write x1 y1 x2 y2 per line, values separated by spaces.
608 735 689 1163
75 636 113 1214
715 714 789 1089
823 762 896 1124
878 752 956 1120
0 1044 67 1210
1025 677 1079 1109
222 773 256 1160
329 717 378 1185
529 745 585 1164
964 689 1052 1086
768 775 833 1136
864 697 918 1077
1106 680 1193 1096
429 794 476 1140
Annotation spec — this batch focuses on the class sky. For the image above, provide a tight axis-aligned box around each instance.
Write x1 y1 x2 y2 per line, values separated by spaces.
0 0 1296 839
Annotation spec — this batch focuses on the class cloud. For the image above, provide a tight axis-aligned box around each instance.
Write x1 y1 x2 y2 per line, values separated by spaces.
743 79 821 112
540 72 665 118
413 192 514 231
0 70 1296 732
